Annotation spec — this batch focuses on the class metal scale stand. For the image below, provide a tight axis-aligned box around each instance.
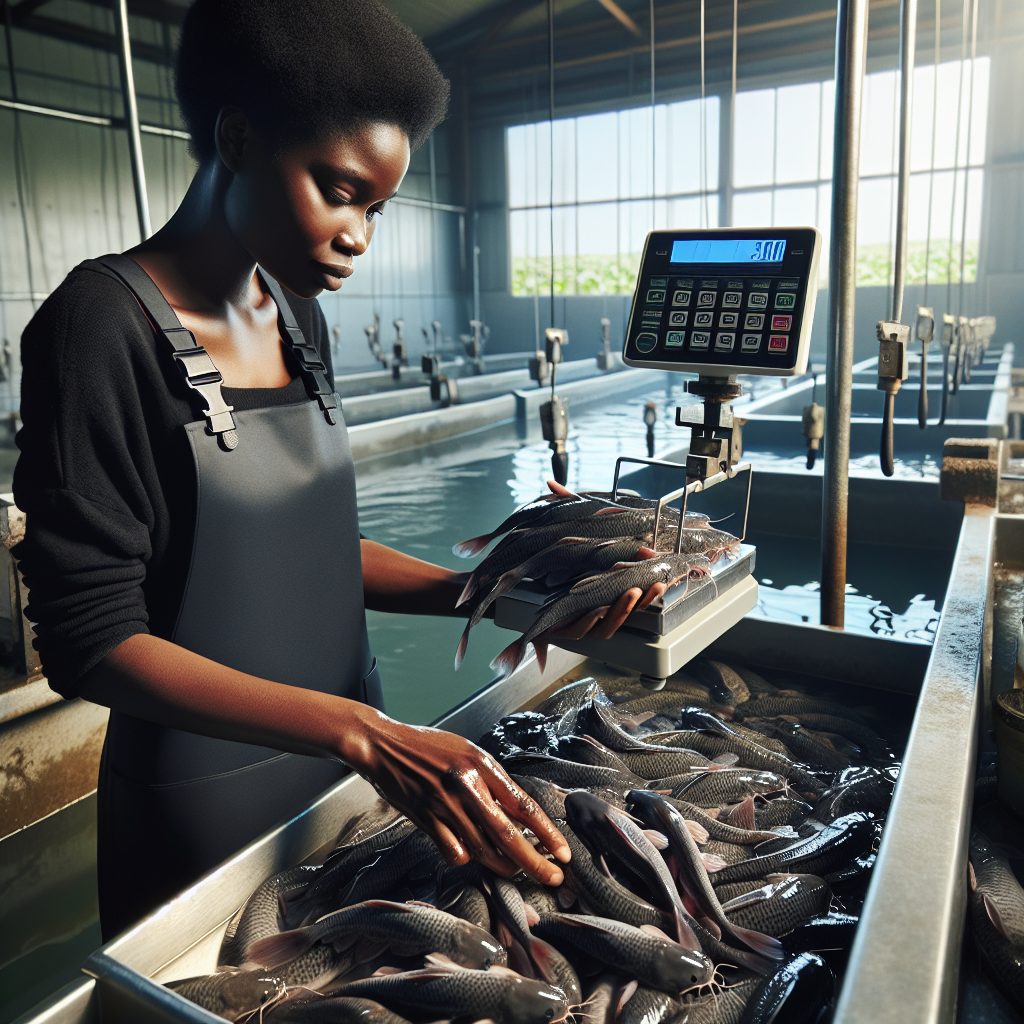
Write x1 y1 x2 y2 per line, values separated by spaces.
495 226 824 689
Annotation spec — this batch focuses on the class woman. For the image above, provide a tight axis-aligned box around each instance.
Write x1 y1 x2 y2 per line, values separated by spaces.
14 0 660 939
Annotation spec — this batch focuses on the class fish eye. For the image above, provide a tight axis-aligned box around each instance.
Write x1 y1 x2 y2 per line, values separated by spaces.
545 1010 555 1020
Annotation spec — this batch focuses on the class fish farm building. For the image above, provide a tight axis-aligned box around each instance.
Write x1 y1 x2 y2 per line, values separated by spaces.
2 1 1024 1022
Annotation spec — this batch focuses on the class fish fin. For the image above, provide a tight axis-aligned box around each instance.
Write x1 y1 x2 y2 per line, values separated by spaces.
527 936 564 986
984 893 1011 940
423 953 467 971
247 928 314 968
730 795 756 832
638 924 674 941
615 979 639 1019
508 936 538 979
701 853 727 872
712 752 740 766
697 915 721 940
969 861 977 893
609 560 643 571
534 641 549 674
593 508 629 516
490 638 528 680
673 908 700 950
372 965 405 977
404 900 437 909
597 853 614 878
523 901 541 927
453 532 496 558
643 829 669 850
764 873 799 883
455 621 471 670
703 808 721 819
727 925 786 961
685 820 709 844
456 574 478 607
557 887 577 909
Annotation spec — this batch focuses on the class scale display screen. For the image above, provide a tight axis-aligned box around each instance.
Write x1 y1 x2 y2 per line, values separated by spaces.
670 238 787 264
622 226 821 377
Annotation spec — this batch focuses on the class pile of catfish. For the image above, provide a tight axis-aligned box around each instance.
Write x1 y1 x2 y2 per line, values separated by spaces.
166 661 899 1024
451 490 742 679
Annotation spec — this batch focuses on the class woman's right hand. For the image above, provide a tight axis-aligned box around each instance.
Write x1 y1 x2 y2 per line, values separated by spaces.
340 705 571 885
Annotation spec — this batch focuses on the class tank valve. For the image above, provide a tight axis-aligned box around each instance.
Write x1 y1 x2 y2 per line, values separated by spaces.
939 313 955 425
802 402 824 469
541 328 570 485
877 319 910 477
915 306 934 430
597 317 615 371
392 319 407 381
643 400 658 458
365 314 384 368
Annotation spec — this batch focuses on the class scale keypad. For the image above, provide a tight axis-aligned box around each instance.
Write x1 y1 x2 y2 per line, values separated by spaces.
628 270 805 367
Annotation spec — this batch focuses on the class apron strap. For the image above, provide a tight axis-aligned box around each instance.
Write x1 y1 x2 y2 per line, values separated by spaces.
257 270 339 426
82 255 240 451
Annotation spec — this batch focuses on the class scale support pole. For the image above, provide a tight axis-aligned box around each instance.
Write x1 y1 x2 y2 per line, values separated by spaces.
821 0 869 629
114 0 152 240
892 0 918 323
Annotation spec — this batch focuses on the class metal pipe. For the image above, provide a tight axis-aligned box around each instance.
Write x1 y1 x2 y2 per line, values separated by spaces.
891 0 917 323
114 0 151 240
820 0 869 630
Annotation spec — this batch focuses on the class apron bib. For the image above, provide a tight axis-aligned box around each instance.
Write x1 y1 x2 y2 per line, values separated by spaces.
83 255 381 938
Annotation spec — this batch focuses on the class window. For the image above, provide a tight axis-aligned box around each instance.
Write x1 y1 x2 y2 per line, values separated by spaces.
731 58 989 288
507 97 719 296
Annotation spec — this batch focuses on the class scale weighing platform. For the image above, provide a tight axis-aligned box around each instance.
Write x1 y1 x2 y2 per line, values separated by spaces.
495 227 821 687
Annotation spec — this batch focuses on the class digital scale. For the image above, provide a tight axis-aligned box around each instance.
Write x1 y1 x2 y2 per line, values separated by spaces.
495 227 822 687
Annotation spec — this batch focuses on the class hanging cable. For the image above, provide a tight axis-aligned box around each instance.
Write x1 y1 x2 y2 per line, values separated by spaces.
4 4 38 315
650 0 655 229
877 0 917 477
941 0 969 417
918 0 941 429
699 0 709 228
956 0 978 318
728 0 737 227
548 0 555 333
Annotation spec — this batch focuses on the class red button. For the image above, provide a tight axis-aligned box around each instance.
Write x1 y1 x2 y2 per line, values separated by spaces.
771 314 792 331
768 334 789 352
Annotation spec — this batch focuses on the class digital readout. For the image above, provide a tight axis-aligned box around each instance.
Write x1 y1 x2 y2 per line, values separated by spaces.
669 238 787 264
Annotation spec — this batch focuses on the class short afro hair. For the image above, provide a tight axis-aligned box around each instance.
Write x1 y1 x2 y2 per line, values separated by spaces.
175 0 449 161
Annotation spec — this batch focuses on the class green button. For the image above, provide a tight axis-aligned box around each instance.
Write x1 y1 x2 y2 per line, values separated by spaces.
775 292 796 309
665 331 685 348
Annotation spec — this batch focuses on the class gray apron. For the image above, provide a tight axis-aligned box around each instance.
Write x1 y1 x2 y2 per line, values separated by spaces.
85 255 383 939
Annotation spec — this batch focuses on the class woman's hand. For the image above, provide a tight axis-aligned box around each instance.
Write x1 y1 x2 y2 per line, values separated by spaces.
340 706 571 885
541 479 668 640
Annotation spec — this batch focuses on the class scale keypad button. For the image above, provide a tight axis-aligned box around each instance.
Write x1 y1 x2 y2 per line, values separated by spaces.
690 331 711 350
650 277 668 287
646 289 667 304
768 334 789 352
771 314 793 331
635 332 658 353
665 331 686 348
722 291 743 308
751 279 771 289
697 290 717 307
741 333 762 352
719 312 738 328
668 311 688 326
744 312 765 329
748 292 768 309
715 332 736 351
694 311 713 327
672 290 692 306
775 292 796 310
675 278 694 289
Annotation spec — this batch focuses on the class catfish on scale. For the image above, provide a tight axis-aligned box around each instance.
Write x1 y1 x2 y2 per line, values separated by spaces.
490 553 713 680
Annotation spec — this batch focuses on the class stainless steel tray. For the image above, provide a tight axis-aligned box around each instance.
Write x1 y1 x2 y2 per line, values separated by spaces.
15 502 992 1024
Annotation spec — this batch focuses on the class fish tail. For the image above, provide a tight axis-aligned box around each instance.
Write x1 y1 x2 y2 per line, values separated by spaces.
453 532 495 558
727 924 786 961
455 621 471 670
246 927 315 968
490 637 527 679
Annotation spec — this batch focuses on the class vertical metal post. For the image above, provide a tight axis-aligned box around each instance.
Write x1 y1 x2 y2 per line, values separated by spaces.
891 0 918 323
115 0 151 240
820 0 869 629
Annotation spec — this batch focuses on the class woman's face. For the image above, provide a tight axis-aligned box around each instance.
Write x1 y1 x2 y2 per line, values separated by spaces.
220 116 410 298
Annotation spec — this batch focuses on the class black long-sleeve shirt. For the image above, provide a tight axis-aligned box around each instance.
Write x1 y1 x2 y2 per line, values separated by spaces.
13 262 334 697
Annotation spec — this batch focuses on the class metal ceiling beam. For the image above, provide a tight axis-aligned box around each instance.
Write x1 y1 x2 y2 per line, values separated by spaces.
595 0 644 39
6 9 172 63
426 0 540 58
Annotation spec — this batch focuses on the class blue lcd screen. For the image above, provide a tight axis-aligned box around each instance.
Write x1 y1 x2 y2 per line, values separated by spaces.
670 238 787 264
